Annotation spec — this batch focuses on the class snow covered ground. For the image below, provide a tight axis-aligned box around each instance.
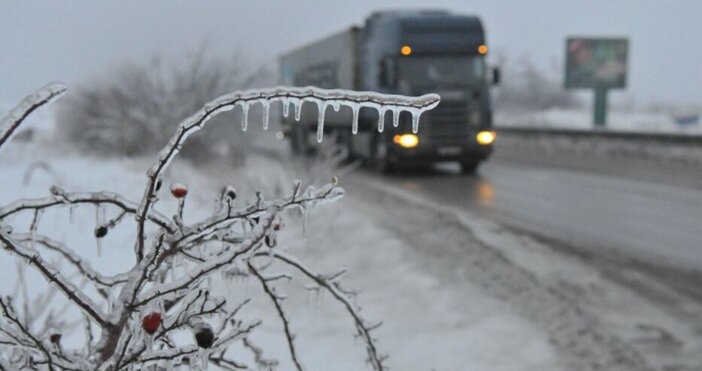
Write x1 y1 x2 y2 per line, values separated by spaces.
2 111 701 370
0 118 560 370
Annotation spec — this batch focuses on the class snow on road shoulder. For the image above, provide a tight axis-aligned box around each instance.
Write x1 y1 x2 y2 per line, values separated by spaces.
352 173 702 370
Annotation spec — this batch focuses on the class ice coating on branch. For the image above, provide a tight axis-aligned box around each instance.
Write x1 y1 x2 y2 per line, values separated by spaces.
138 87 439 240
0 82 67 154
410 108 423 133
293 99 302 121
316 101 327 142
261 100 270 130
240 101 250 131
351 104 360 135
377 107 387 133
282 98 290 118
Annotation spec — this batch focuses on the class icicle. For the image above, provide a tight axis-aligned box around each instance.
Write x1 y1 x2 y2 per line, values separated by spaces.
351 104 360 135
282 98 290 118
301 208 309 238
144 333 153 350
294 99 302 121
316 101 326 143
261 100 270 130
93 206 105 257
69 205 76 224
411 109 422 134
331 101 341 112
377 108 387 132
392 107 400 127
241 101 250 131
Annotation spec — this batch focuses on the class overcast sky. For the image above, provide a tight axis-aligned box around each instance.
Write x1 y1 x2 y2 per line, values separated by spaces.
2 1 701 106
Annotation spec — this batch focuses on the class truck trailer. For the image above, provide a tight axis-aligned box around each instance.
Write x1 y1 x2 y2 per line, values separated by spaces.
279 10 499 173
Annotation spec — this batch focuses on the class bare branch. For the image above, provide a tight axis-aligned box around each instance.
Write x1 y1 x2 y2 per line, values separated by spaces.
0 231 109 328
134 86 439 261
0 191 174 233
262 251 385 371
0 297 55 370
0 83 67 153
14 233 128 287
249 262 304 371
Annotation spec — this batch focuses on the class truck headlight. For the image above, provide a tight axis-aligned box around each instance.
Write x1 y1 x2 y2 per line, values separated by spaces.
476 131 496 145
393 134 419 148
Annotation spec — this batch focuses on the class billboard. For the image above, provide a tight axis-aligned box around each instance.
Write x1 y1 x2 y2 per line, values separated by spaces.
565 37 628 89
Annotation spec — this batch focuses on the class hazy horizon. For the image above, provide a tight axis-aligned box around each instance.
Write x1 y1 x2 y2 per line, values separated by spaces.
2 1 701 108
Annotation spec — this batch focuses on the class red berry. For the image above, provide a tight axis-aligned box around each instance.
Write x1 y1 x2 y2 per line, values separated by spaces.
142 312 162 334
170 183 188 199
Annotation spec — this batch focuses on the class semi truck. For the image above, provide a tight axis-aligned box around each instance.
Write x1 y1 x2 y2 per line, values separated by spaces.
279 10 499 173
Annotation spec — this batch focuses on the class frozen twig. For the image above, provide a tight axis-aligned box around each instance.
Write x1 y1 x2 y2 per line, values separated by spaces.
0 191 174 233
262 251 386 371
0 83 66 154
249 262 305 371
0 231 109 328
134 86 439 261
0 82 437 370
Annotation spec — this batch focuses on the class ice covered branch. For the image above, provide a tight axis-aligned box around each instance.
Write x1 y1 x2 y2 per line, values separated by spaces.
0 83 66 154
249 261 305 371
0 190 174 233
258 251 386 371
134 86 439 261
0 231 109 329
0 82 437 370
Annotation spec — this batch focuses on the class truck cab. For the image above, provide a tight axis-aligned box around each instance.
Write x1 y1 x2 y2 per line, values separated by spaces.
280 10 498 173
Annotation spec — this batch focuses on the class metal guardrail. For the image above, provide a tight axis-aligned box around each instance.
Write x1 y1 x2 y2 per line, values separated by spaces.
495 126 702 144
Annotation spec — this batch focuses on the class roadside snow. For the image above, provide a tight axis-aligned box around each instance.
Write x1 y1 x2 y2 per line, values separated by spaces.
0 124 562 369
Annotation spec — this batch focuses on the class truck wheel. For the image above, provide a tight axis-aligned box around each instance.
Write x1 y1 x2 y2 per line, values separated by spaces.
372 136 393 173
460 161 480 175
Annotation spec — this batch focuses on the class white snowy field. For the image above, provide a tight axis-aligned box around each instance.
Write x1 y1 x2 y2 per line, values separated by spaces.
0 116 563 370
496 108 702 135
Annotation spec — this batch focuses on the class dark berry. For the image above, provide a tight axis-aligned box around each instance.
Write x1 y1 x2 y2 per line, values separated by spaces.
193 323 215 349
94 226 108 238
49 333 61 344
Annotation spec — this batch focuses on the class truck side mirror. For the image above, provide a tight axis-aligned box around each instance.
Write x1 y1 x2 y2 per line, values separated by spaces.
379 57 397 88
491 67 501 85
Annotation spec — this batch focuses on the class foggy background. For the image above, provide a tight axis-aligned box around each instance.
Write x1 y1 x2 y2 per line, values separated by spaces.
2 0 701 108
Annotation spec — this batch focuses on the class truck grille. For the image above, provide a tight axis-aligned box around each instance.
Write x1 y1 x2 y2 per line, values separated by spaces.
426 100 469 142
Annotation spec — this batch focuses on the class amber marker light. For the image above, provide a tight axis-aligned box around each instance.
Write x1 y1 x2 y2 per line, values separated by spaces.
393 134 419 148
476 131 496 145
478 44 488 55
400 45 412 56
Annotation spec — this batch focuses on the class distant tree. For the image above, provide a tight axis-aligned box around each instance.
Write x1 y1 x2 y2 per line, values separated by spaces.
493 52 582 111
57 45 270 164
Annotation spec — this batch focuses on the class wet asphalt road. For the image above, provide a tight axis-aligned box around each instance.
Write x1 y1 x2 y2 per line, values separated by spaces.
368 155 702 271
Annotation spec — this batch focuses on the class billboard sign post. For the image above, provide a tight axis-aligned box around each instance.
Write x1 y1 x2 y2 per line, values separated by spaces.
565 37 628 127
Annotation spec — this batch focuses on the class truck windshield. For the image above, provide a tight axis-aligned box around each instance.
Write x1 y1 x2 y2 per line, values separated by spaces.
398 56 485 87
